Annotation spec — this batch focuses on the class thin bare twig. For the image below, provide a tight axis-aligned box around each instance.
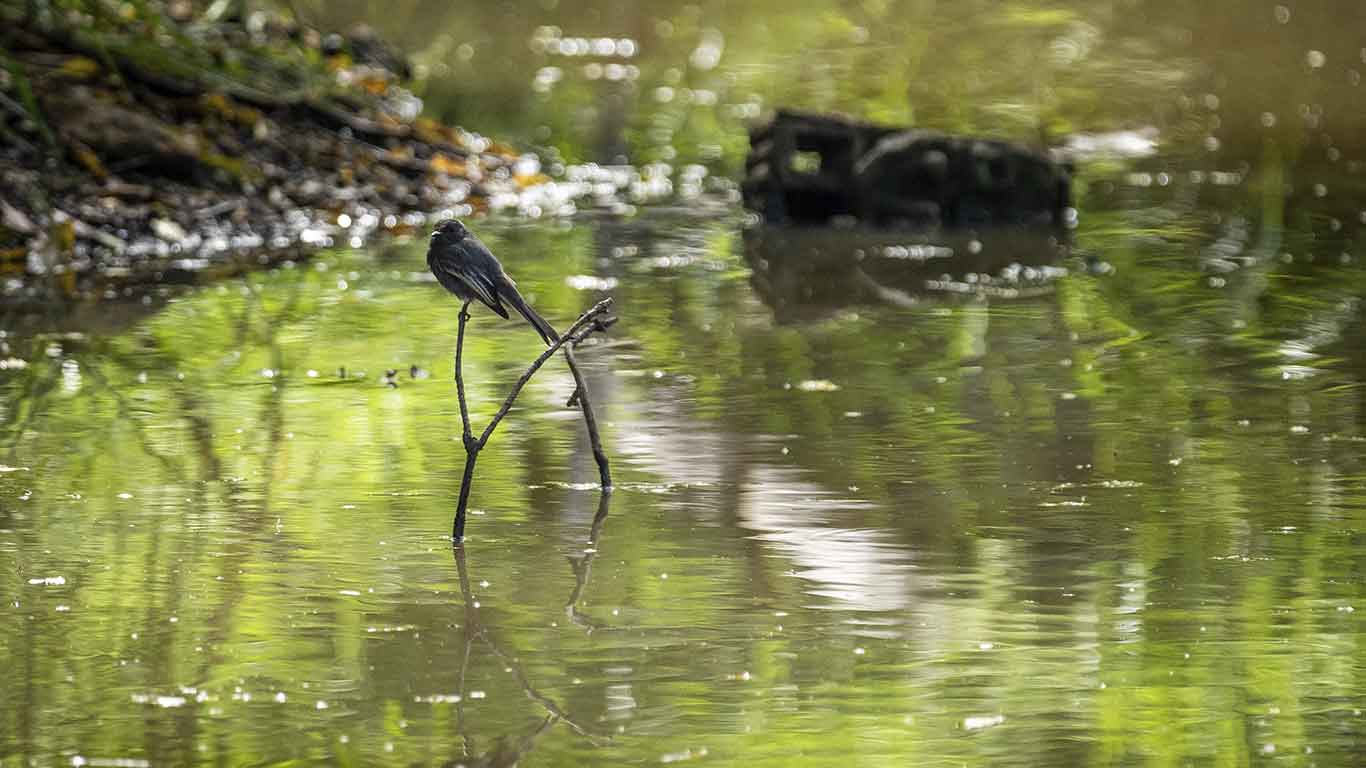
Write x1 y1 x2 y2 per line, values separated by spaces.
565 493 612 631
564 345 611 491
477 298 615 445
452 298 615 541
454 301 473 443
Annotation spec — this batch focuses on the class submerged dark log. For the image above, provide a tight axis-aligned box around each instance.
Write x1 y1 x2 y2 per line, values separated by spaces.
743 109 1073 230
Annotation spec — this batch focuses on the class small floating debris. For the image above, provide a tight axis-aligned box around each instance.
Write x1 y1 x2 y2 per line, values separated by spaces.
70 756 151 768
963 714 1006 731
796 379 840 392
365 624 418 633
130 694 187 708
660 747 709 763
413 694 462 704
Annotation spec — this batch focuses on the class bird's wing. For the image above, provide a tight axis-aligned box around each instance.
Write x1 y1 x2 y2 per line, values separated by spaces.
451 236 557 344
431 247 510 318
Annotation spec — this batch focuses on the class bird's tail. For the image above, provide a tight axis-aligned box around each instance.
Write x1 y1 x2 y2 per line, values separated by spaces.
504 289 560 345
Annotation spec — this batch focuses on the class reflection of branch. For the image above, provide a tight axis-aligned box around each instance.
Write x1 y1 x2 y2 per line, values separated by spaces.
452 298 617 541
84 361 187 480
453 533 482 762
135 285 297 697
452 533 611 753
0 342 61 457
0 387 48 457
441 715 558 768
475 628 603 743
565 493 612 632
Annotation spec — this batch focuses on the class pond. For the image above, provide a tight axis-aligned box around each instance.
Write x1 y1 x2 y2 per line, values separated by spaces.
4 1 1366 766
3 204 1363 765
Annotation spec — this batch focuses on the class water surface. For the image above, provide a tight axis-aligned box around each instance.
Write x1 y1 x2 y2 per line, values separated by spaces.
4 0 1366 765
3 205 1363 765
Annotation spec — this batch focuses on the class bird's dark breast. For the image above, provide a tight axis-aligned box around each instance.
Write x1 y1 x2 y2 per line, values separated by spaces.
428 244 471 299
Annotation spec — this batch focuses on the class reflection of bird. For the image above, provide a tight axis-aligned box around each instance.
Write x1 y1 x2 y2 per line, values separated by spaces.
427 220 559 344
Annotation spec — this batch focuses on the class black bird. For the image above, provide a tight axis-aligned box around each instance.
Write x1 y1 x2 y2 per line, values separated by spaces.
426 220 559 344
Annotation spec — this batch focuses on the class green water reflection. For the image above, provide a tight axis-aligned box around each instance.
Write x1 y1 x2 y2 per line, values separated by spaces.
2 205 1364 765
4 0 1366 765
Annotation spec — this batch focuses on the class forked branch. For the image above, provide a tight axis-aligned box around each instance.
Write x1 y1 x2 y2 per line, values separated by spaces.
452 298 616 541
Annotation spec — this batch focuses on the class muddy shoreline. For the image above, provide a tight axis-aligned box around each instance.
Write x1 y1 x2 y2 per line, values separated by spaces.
0 5 647 309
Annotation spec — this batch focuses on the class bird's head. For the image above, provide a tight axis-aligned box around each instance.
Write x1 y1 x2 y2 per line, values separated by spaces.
431 219 470 243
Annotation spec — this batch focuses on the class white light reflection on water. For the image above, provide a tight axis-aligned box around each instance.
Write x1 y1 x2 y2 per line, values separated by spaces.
739 466 914 613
